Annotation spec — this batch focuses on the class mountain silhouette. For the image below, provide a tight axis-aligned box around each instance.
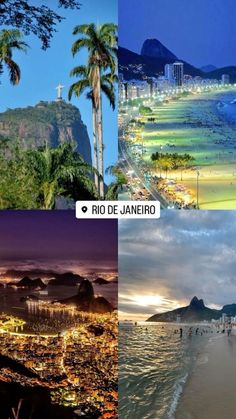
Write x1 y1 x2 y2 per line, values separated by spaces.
141 38 177 60
93 277 109 285
8 277 46 290
49 272 84 286
200 64 217 73
58 279 113 314
146 296 236 322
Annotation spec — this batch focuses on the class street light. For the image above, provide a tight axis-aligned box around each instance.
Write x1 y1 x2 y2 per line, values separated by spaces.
196 170 200 209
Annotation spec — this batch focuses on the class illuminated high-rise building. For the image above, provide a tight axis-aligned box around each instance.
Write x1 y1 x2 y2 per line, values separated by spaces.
164 64 174 83
173 62 184 86
221 74 230 85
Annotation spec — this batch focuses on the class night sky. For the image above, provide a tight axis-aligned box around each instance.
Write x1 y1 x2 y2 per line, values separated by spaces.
0 211 117 265
119 0 236 68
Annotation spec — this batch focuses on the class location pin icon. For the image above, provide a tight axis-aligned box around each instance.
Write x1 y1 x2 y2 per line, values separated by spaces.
82 206 88 213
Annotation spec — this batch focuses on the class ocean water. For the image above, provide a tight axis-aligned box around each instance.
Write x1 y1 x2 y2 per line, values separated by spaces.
0 283 117 319
119 323 211 419
216 91 236 124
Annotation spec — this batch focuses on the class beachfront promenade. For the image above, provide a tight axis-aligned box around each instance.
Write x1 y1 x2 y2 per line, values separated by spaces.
176 334 236 419
120 85 236 209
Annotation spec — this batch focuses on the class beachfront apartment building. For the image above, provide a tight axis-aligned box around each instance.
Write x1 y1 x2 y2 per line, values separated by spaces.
173 62 184 86
221 74 230 85
164 64 175 84
119 81 127 101
121 80 151 101
164 62 184 86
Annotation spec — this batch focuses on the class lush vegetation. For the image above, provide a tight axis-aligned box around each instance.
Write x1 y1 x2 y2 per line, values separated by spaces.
0 100 83 124
139 105 153 115
0 141 97 209
151 152 195 179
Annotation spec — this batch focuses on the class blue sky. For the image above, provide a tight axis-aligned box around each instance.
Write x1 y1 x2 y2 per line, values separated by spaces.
119 0 236 69
0 0 117 183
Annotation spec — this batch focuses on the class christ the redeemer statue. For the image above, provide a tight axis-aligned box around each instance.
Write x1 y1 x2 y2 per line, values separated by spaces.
56 83 64 100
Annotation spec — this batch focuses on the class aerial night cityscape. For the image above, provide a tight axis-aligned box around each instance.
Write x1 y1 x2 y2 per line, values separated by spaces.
118 0 236 209
0 212 118 418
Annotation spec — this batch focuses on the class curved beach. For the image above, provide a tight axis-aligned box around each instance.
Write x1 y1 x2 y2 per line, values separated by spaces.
140 88 236 209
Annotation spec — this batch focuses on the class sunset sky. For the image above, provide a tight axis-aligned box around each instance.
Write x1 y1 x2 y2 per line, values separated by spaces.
119 212 236 321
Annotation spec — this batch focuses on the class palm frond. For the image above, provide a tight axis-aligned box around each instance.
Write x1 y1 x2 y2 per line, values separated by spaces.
68 79 89 100
101 82 116 110
70 65 88 77
71 38 93 56
4 58 20 85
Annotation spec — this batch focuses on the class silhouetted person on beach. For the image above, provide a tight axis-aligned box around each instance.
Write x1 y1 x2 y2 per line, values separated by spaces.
180 328 183 338
227 323 232 337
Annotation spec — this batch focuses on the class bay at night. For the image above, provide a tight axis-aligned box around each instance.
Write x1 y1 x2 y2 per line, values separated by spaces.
0 211 118 418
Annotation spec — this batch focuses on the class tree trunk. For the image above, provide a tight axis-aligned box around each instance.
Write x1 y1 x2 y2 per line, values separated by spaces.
92 105 99 193
97 69 104 199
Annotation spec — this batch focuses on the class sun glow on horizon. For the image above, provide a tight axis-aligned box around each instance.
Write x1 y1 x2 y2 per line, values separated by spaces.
131 294 166 307
119 292 185 320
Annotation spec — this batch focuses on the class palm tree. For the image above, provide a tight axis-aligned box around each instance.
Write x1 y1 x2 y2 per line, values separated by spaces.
70 23 117 198
180 153 195 181
105 164 127 200
155 154 173 179
27 142 96 209
0 29 28 85
69 65 116 193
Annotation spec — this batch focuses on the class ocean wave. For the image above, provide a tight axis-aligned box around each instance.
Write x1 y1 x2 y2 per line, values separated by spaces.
167 373 188 419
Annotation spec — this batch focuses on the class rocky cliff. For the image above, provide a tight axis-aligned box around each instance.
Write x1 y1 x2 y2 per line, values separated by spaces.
0 100 92 164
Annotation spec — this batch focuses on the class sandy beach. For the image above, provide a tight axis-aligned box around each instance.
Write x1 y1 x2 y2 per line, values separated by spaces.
138 87 236 209
176 334 236 419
